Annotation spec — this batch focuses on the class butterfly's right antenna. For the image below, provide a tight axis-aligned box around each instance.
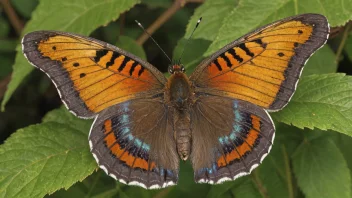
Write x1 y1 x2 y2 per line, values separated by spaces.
178 17 202 63
135 20 172 63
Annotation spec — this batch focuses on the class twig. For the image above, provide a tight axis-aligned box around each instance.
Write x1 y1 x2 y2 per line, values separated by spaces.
136 0 204 45
119 12 126 38
0 74 11 99
0 0 24 35
335 23 351 63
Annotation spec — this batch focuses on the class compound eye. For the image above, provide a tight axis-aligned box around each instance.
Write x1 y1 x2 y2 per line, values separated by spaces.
169 67 174 74
181 67 185 72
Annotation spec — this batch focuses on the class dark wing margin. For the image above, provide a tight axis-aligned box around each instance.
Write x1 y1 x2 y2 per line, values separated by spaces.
89 99 179 189
190 96 275 184
190 14 329 111
22 31 167 118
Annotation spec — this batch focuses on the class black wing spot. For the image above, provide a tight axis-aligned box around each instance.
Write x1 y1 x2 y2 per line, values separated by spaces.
277 52 284 57
106 51 119 68
213 59 223 71
253 39 263 45
138 66 145 76
62 57 67 61
94 50 109 63
228 48 243 63
52 46 56 50
239 43 254 57
129 61 139 76
73 62 80 67
298 30 303 34
294 42 299 47
220 54 232 68
80 73 86 78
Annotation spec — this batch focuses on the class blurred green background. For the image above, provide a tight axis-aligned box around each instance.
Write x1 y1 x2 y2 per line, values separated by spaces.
1 0 352 197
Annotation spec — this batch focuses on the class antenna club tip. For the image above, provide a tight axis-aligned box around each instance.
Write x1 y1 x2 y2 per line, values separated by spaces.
135 20 142 27
198 17 202 23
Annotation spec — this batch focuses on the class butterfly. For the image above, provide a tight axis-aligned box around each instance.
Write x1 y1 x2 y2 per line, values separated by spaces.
22 13 329 189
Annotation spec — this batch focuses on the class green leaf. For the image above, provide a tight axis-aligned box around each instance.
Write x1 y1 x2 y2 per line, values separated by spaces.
10 0 39 18
116 35 147 60
231 178 262 198
292 134 351 198
42 106 92 133
272 73 352 137
0 122 97 198
141 0 172 8
205 0 352 56
302 46 337 76
184 0 238 40
2 0 140 111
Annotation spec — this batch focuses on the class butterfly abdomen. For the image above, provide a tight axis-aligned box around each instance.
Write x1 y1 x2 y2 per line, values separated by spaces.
174 111 192 161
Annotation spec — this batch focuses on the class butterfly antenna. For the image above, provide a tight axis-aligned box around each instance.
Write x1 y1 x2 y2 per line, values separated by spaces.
135 20 172 63
178 17 202 63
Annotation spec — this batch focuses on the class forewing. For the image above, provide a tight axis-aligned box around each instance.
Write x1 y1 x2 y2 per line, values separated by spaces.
22 31 167 118
89 99 179 189
190 14 329 111
190 96 274 184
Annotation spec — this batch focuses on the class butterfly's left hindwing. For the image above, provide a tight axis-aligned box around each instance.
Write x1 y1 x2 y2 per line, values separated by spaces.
89 99 179 189
22 31 167 118
190 96 274 184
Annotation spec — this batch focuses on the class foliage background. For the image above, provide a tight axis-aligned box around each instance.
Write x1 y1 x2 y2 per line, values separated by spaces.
0 0 352 197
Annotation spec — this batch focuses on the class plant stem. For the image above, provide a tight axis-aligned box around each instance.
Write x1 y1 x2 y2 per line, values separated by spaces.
282 145 294 198
335 23 351 63
136 0 204 45
0 0 24 35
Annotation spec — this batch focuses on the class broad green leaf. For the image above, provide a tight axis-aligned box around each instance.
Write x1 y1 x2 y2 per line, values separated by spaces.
272 73 352 137
302 45 337 76
42 106 92 133
116 35 147 60
141 0 172 8
2 0 140 111
0 122 96 198
49 171 118 198
333 133 352 192
231 179 262 198
292 135 351 198
184 0 238 40
205 0 352 56
172 38 211 74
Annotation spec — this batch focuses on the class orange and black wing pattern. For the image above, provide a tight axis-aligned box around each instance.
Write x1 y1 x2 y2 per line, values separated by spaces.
89 99 179 189
22 31 166 118
190 14 329 111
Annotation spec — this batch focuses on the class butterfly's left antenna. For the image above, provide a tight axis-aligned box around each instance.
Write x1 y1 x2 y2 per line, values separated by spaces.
178 17 202 63
135 20 172 63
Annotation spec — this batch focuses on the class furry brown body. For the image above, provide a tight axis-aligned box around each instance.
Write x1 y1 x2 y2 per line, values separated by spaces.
167 69 193 160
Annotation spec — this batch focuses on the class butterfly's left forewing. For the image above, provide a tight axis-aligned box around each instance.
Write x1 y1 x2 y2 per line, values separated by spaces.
22 31 167 118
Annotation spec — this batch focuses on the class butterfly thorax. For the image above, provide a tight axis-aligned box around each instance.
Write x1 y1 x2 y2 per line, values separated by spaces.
166 65 193 161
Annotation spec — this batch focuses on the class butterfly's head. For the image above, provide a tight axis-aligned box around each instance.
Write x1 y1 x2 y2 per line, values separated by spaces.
168 64 185 74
